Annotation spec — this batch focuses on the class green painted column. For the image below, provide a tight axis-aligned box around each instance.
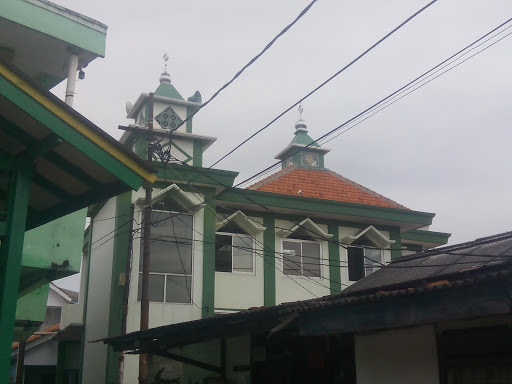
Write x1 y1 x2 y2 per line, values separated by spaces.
202 194 216 318
0 164 31 384
193 141 203 167
328 224 341 294
186 106 195 133
389 229 402 260
105 192 132 384
263 216 276 307
55 341 67 384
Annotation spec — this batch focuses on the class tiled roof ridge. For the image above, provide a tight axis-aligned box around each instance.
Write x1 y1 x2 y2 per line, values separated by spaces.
246 165 298 190
248 165 407 210
325 169 408 210
392 230 512 264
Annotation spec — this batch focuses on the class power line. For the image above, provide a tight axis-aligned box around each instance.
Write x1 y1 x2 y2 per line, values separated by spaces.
233 17 512 189
210 0 439 168
172 0 319 132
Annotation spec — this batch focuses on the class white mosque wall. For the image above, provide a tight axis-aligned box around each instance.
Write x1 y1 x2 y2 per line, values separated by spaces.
81 199 117 384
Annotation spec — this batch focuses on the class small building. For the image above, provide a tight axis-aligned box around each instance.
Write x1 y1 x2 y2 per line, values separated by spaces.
81 70 450 383
11 283 79 383
103 230 512 384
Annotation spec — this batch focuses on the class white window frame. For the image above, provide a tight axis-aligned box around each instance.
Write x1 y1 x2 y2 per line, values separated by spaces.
281 239 322 279
215 232 256 275
138 209 194 304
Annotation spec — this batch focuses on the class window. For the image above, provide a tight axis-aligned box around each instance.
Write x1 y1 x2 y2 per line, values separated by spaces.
215 233 254 273
347 246 382 281
283 157 293 168
301 152 319 167
282 240 321 278
138 211 193 303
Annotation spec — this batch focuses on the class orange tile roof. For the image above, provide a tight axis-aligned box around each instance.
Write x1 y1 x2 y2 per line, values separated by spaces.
248 165 408 209
12 323 60 349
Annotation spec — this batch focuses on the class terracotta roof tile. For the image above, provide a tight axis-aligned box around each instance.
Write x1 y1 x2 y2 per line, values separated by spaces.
12 323 60 349
248 165 407 209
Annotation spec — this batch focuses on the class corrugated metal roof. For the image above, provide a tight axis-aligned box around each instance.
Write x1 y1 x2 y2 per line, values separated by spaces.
343 231 512 295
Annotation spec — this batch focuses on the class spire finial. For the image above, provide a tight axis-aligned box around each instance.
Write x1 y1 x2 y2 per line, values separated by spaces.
295 102 307 131
159 54 172 84
163 53 169 71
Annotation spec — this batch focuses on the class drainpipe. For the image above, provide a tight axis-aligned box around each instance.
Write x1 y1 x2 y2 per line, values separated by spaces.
65 54 79 107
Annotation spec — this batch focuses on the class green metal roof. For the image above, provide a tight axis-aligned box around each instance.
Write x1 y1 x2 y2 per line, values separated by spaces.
290 130 320 147
154 82 184 100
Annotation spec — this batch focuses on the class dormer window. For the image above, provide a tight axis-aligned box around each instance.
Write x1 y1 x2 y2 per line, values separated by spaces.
301 152 319 167
347 243 382 281
342 226 395 282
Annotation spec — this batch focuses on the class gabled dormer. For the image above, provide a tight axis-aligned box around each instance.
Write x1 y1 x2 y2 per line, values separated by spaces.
275 118 330 170
121 70 216 167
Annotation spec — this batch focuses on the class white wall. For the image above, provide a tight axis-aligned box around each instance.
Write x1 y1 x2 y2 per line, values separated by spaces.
124 188 204 382
82 199 117 384
215 216 265 310
153 101 187 133
275 219 331 304
355 325 440 384
23 339 58 366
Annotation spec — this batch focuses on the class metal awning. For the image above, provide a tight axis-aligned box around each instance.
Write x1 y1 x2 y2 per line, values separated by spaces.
0 60 156 230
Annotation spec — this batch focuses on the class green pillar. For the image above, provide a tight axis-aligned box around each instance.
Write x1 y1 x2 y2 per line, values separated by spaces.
202 194 216 318
263 216 276 307
55 341 67 384
389 229 402 260
0 164 31 383
327 224 341 294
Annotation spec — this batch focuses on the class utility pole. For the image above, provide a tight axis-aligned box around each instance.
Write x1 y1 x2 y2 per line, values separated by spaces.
139 92 154 384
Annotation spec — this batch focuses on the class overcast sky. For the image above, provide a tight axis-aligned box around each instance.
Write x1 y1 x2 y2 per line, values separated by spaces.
50 0 512 252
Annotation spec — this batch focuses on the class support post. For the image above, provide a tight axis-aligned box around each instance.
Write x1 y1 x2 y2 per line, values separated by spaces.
15 341 25 384
139 93 154 384
263 216 276 306
0 164 31 384
328 223 341 294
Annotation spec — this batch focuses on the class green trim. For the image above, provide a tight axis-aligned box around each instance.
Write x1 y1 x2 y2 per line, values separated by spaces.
170 141 192 164
217 189 435 226
403 243 423 252
2 0 106 57
55 341 65 384
193 141 203 167
78 220 93 384
213 307 244 312
186 106 195 133
0 163 31 383
389 229 402 260
327 224 341 294
156 163 238 188
105 193 132 384
0 75 145 190
401 229 451 245
202 192 216 318
263 215 276 306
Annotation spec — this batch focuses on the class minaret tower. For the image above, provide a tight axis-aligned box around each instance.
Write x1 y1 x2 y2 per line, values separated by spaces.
121 55 216 167
274 104 330 169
